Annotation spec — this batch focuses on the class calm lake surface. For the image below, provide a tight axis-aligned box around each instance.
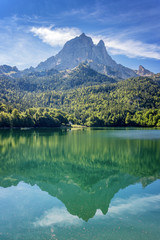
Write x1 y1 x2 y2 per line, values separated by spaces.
0 128 160 240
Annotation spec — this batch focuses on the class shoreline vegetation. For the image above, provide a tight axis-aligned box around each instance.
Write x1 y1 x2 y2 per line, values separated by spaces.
0 104 160 128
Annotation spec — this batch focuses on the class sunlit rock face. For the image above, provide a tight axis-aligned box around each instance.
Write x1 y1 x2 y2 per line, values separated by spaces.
135 65 154 77
36 33 137 79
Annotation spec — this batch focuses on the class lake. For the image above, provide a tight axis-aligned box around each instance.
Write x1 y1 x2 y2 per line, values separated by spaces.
0 128 160 240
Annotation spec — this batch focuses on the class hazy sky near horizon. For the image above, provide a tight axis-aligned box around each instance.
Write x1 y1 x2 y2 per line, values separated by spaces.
0 0 160 72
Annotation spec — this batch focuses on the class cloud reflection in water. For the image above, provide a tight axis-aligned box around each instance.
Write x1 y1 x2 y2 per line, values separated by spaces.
34 194 160 227
33 207 82 227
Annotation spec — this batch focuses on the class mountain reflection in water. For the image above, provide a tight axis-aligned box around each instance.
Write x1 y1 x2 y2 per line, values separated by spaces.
0 128 160 221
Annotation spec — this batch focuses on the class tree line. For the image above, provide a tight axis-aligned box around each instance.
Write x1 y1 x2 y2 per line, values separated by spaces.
0 105 70 128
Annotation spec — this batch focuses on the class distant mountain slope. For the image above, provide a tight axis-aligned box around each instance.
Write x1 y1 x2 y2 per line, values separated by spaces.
0 63 116 93
0 65 19 76
36 33 138 79
60 63 116 89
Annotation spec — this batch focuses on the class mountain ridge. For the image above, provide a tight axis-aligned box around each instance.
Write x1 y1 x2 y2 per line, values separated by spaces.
0 34 155 81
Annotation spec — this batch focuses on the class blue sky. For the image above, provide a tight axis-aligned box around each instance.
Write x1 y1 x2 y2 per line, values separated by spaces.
0 0 160 72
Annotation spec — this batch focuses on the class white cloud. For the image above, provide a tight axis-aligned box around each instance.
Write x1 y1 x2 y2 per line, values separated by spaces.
93 194 160 220
30 26 160 60
33 207 82 227
0 18 59 69
1 14 160 69
92 35 160 60
33 194 160 227
30 26 81 47
106 194 160 216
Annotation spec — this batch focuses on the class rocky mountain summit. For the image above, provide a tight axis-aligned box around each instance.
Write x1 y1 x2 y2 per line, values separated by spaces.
36 33 138 79
135 65 154 77
0 34 155 81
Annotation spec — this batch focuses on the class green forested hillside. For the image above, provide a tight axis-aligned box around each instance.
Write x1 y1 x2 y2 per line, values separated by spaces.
0 64 115 93
153 73 160 84
0 75 160 127
59 77 160 126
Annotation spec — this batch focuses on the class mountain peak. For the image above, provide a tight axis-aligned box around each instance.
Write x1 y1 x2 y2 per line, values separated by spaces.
79 33 87 38
139 65 146 72
36 33 137 79
75 33 93 45
135 65 154 76
97 40 105 47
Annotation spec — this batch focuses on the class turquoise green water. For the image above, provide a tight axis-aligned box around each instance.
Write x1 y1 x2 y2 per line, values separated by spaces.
0 128 160 240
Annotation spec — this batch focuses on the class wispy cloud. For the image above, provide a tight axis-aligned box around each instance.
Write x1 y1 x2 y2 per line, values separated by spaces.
30 26 160 60
1 9 160 70
95 194 160 217
30 26 81 47
92 35 160 60
33 207 82 227
59 1 160 28
33 194 160 226
0 17 59 69
0 34 54 69
109 194 160 215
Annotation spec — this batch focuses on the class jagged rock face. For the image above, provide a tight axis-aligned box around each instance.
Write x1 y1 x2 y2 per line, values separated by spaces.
36 33 137 79
135 65 154 77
